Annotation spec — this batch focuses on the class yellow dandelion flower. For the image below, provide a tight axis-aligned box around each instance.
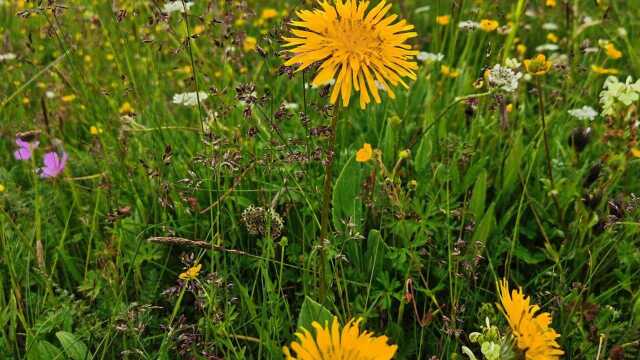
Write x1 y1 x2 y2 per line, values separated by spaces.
591 65 619 75
523 54 552 76
436 15 450 26
283 317 397 360
119 101 134 115
243 36 257 52
179 263 202 280
546 33 558 43
506 103 514 113
631 148 640 158
261 8 279 20
193 25 205 35
356 143 373 162
546 0 557 7
604 43 622 60
282 0 419 109
479 19 499 32
498 279 564 360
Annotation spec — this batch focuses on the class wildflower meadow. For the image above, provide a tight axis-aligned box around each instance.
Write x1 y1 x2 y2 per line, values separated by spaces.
2 0 640 359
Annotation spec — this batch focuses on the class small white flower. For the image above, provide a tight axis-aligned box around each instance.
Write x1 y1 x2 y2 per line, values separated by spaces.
417 52 444 63
617 27 628 37
283 102 299 110
535 43 560 52
45 91 56 99
458 20 480 31
172 91 208 106
487 64 522 93
0 53 16 61
162 1 193 14
568 106 598 121
599 76 640 116
583 47 599 54
542 22 559 31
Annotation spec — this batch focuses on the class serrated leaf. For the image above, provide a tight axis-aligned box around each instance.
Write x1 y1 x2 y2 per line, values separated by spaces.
56 331 88 360
297 296 333 332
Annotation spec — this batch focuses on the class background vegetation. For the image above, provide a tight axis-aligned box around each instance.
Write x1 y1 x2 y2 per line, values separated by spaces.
1 0 640 358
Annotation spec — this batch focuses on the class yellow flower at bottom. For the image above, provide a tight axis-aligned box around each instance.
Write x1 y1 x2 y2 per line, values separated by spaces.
523 54 552 76
479 19 499 32
498 279 564 360
179 263 202 280
283 317 397 360
282 0 419 109
356 143 373 162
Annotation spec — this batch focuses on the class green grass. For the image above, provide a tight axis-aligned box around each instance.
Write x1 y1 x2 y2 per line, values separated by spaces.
1 0 640 359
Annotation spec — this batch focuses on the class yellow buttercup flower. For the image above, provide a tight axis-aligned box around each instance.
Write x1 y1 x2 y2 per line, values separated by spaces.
591 65 619 75
604 43 622 59
546 33 558 43
436 15 450 26
479 19 499 32
440 65 460 78
546 0 557 7
523 54 552 76
283 0 418 109
498 279 564 360
119 101 134 115
517 44 527 57
283 317 397 360
631 148 640 158
0 184 5 193
243 36 257 52
179 263 202 280
61 94 76 103
90 125 103 135
261 8 278 20
356 143 373 162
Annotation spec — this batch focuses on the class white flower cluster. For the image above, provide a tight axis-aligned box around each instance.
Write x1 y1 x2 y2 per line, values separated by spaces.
568 106 598 121
172 91 208 106
599 76 640 117
163 1 193 14
0 53 16 61
487 64 522 93
417 52 444 63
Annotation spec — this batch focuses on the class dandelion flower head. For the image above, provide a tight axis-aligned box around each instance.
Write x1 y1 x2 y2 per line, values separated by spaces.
283 0 419 109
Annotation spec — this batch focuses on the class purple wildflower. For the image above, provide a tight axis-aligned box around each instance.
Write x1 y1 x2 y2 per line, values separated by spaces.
14 138 39 160
39 151 68 178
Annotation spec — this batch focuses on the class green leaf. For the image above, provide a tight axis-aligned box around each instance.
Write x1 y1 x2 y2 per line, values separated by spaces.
414 135 432 174
29 340 63 360
469 170 487 221
297 296 333 332
502 132 523 194
332 156 363 231
55 331 88 360
472 203 495 245
512 243 546 264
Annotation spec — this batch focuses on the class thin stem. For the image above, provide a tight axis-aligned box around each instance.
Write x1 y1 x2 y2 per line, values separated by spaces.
536 78 564 224
318 106 339 303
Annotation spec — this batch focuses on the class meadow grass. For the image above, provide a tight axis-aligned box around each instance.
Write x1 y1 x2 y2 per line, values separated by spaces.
1 0 640 359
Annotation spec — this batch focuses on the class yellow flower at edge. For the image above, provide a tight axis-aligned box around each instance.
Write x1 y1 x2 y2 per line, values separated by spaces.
261 8 278 20
441 65 460 78
179 263 202 280
591 65 619 75
356 143 373 162
436 15 450 26
546 0 557 7
283 317 397 360
604 43 622 60
243 36 257 52
282 0 419 109
0 184 5 193
119 101 134 115
631 148 640 158
479 19 499 32
498 279 564 360
523 54 552 76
